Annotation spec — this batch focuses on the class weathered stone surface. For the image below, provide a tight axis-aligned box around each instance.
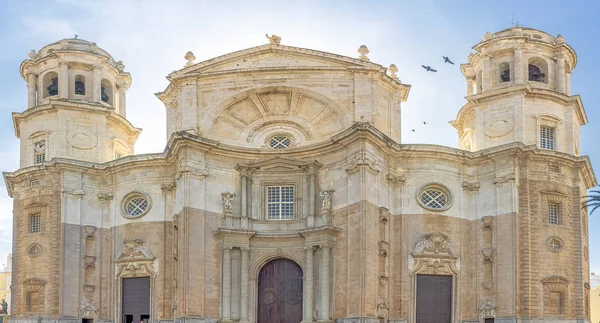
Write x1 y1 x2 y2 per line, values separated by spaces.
3 27 595 323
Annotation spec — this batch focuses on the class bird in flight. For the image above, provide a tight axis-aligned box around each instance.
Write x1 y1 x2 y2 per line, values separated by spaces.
423 121 428 125
410 129 416 132
421 65 437 72
443 56 455 64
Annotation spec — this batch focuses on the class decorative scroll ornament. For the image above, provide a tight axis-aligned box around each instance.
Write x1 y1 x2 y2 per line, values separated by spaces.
479 299 497 318
115 239 156 278
461 180 480 192
345 151 382 175
493 173 516 186
221 192 235 216
411 232 459 276
386 173 406 185
80 299 98 318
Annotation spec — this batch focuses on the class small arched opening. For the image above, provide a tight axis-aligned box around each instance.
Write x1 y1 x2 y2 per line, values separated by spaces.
42 72 58 99
74 75 86 96
499 62 510 83
100 78 114 106
528 57 548 83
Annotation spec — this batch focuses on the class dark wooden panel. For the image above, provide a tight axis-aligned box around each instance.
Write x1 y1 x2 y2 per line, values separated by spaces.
416 274 452 323
257 259 303 323
122 277 150 323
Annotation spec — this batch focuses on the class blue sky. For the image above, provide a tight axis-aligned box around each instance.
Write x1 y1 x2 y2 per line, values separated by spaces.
1 0 599 277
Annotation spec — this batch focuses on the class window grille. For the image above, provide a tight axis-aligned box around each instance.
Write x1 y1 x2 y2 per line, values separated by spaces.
540 126 555 150
126 197 149 217
420 188 448 210
548 203 560 224
549 165 560 173
34 140 46 164
115 151 122 160
269 135 292 149
31 215 41 233
267 186 294 220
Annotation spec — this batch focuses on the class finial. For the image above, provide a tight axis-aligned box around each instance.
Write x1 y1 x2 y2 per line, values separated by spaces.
266 34 281 45
387 64 399 80
28 50 37 61
358 45 369 61
184 51 196 67
116 61 125 72
74 34 79 39
555 34 565 45
483 32 493 41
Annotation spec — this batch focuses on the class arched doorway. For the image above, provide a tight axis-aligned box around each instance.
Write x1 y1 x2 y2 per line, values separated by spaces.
257 259 303 323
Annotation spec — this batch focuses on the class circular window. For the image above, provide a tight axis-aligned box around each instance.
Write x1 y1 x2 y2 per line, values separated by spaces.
547 236 564 253
121 192 151 219
417 184 452 211
28 243 42 257
269 135 292 149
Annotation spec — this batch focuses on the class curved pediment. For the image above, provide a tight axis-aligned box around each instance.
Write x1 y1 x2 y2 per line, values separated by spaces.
208 86 352 147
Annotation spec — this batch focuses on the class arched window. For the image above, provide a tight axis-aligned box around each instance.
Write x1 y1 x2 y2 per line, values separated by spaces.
499 62 510 83
528 57 548 83
74 75 86 95
100 78 113 106
42 72 58 98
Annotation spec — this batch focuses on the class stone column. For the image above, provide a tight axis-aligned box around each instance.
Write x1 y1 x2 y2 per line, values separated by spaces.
241 171 247 217
466 77 475 96
319 244 331 321
514 48 524 84
303 247 314 322
92 66 102 102
556 56 566 94
222 246 233 321
307 167 316 226
481 56 491 92
58 62 69 98
118 85 127 117
27 73 37 108
240 247 250 322
565 72 571 96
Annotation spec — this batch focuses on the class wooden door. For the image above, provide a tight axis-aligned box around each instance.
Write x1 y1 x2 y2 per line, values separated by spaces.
257 259 303 323
416 274 452 323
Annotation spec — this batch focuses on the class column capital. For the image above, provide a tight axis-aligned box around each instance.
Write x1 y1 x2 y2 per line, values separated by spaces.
240 247 250 252
222 245 234 251
304 246 315 252
93 65 103 72
319 242 334 250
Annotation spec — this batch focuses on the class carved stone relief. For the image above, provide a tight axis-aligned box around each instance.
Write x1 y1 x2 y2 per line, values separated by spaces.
115 239 156 278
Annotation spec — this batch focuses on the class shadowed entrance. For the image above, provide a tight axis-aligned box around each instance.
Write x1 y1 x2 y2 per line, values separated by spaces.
122 277 150 323
416 274 452 323
257 259 303 323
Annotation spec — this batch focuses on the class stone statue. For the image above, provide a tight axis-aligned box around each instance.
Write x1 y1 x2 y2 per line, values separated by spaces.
221 192 235 215
266 34 281 45
320 189 334 212
1 299 6 314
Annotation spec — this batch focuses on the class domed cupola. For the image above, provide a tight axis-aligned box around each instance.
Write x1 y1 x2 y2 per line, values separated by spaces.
451 27 587 155
13 39 140 167
20 38 131 115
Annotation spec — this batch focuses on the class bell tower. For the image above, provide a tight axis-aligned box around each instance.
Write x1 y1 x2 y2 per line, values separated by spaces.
15 38 141 167
451 27 587 155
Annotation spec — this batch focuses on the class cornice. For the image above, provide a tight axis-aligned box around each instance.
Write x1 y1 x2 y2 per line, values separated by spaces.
4 122 596 198
12 100 142 139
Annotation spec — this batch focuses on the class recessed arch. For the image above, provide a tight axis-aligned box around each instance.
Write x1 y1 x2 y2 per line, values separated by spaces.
101 78 114 106
42 71 58 99
249 250 305 280
208 86 352 147
528 57 548 83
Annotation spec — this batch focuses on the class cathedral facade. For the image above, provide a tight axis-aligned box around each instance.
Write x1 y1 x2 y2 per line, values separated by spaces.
3 27 595 323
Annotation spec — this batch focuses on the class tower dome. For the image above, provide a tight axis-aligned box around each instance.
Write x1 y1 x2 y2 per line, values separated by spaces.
13 39 140 167
20 38 131 114
451 27 587 155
